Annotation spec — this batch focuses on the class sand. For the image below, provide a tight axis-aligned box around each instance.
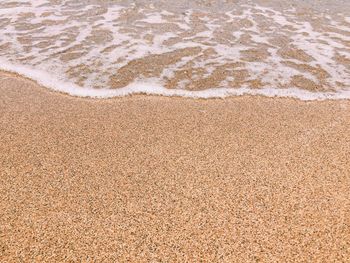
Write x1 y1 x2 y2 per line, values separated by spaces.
1 71 350 262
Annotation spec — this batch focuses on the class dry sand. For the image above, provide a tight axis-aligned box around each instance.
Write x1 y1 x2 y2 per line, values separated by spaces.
1 71 350 262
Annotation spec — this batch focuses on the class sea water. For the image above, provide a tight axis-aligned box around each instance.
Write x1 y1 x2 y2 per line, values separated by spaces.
0 0 349 100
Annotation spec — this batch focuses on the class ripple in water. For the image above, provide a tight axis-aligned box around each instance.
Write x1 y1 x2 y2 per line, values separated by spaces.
0 0 349 99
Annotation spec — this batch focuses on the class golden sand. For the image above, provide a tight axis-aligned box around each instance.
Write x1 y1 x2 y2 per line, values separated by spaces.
1 71 350 262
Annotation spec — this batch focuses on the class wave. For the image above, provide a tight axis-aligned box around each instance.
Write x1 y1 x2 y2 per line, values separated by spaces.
0 0 349 100
1 58 350 100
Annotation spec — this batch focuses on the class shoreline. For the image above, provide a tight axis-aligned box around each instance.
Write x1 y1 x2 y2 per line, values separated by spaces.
1 66 350 101
1 71 350 261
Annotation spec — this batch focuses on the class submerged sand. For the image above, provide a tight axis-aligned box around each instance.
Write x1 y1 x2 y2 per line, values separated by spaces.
1 0 349 94
0 71 350 262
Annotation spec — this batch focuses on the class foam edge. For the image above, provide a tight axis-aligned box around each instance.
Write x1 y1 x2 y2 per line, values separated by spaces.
1 59 349 101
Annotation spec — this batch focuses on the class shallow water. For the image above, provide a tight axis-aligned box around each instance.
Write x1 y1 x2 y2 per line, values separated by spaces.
0 0 349 99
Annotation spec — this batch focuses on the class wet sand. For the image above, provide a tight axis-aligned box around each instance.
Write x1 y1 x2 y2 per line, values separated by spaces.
1 71 350 262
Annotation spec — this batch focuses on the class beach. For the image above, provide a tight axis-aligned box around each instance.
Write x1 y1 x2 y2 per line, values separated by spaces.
1 71 350 261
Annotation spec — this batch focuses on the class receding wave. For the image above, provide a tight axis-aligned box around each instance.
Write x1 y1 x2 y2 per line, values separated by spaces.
0 0 349 100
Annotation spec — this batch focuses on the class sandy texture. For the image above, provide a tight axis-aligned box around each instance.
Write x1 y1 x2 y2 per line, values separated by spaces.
1 71 350 262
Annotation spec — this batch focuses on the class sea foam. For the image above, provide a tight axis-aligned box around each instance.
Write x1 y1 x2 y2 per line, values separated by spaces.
0 0 349 100
2 58 350 101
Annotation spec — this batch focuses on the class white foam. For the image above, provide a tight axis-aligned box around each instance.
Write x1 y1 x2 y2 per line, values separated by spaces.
139 13 165 24
0 1 349 99
1 58 350 101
